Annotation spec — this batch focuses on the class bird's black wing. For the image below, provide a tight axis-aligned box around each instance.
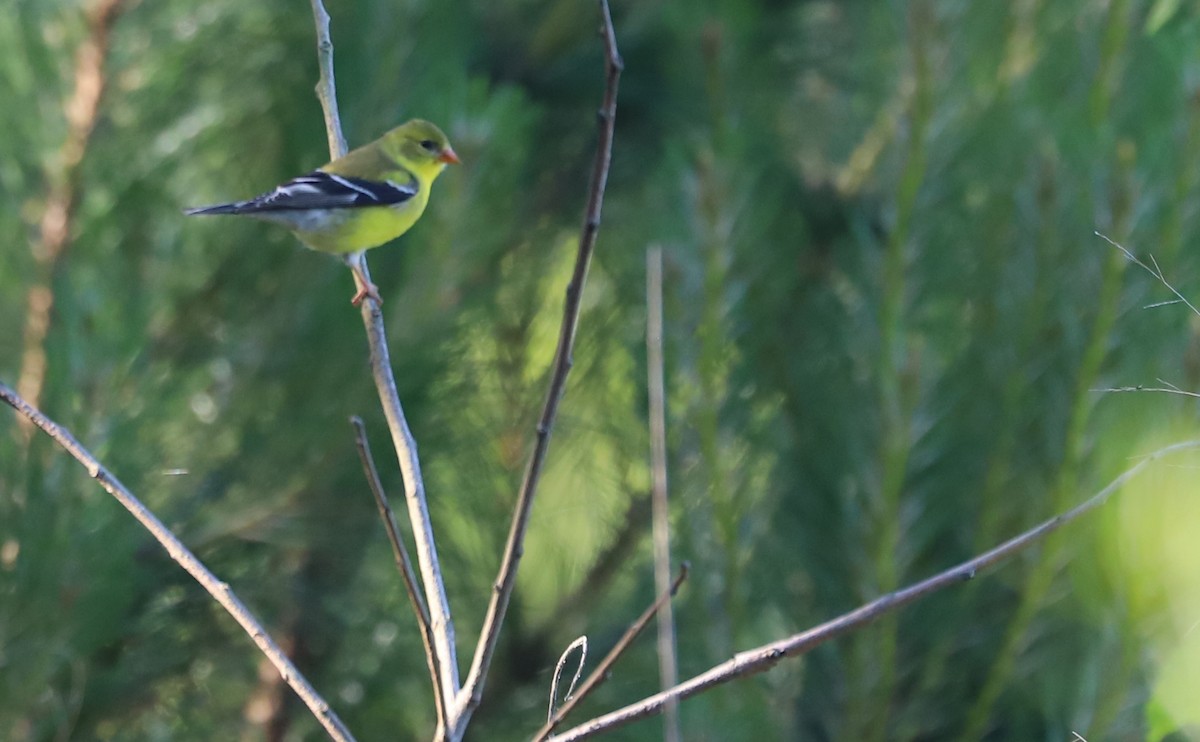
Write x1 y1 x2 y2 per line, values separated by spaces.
186 171 418 215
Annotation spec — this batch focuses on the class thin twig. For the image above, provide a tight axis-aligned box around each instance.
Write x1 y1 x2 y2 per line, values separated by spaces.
309 0 347 159
1093 385 1200 399
646 246 680 742
306 0 460 708
1090 246 1200 402
457 0 623 726
535 565 688 741
548 440 1200 741
1096 231 1200 318
350 417 447 736
0 382 356 742
548 636 589 722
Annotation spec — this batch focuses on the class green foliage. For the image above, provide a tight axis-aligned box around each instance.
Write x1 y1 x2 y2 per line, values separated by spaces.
5 0 1200 740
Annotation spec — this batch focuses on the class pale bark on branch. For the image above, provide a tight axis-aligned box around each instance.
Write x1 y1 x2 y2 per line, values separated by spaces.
548 440 1200 741
307 0 460 714
0 382 356 742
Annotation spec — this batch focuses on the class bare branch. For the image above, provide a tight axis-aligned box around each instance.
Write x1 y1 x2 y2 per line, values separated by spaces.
309 0 347 159
0 382 356 742
355 266 459 703
535 565 689 741
307 0 460 708
646 246 680 742
548 440 1200 741
350 417 447 736
458 0 623 725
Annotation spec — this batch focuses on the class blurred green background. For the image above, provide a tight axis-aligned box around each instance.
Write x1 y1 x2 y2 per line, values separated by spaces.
5 0 1200 739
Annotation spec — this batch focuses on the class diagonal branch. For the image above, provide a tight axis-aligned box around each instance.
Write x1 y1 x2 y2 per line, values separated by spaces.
350 417 448 736
547 440 1200 741
307 0 460 707
456 0 623 724
534 565 688 741
0 381 356 742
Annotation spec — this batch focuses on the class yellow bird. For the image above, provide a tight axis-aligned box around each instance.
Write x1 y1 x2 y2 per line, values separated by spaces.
187 119 460 305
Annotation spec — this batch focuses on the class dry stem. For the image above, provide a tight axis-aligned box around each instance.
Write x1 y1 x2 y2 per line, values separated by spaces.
646 246 680 742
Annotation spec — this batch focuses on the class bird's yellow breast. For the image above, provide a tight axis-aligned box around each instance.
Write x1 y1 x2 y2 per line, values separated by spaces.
286 187 431 254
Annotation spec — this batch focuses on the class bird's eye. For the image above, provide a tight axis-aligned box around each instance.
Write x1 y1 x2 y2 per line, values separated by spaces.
419 139 438 152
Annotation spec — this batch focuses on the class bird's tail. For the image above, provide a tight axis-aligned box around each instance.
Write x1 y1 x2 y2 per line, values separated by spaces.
183 201 250 216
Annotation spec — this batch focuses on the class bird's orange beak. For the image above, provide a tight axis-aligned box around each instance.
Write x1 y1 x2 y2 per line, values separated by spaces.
438 147 461 165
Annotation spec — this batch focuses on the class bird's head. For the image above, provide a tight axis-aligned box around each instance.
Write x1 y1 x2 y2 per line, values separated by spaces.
385 119 460 179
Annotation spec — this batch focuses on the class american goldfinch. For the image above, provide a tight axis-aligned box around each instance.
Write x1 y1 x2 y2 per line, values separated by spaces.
186 119 460 305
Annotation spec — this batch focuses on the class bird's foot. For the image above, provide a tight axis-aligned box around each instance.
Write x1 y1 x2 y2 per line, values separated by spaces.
351 281 383 306
345 253 382 306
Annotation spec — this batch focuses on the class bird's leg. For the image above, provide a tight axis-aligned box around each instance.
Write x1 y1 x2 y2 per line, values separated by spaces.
344 252 382 306
351 281 382 306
